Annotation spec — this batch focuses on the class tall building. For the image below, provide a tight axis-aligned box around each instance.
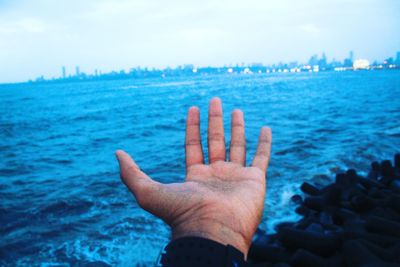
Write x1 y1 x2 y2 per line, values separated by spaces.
319 52 327 69
75 66 80 77
308 54 319 66
62 66 66 79
344 50 354 67
349 51 354 61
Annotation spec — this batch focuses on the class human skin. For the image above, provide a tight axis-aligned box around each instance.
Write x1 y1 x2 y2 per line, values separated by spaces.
116 97 272 256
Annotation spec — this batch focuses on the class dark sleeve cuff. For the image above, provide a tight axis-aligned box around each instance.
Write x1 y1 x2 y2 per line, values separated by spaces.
159 236 248 267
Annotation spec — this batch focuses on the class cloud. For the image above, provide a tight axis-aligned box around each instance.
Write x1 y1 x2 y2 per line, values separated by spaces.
0 17 47 34
17 17 46 33
180 28 227 43
299 23 321 34
86 0 153 19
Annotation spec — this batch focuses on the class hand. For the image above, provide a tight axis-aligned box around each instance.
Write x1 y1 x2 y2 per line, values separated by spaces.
116 97 272 255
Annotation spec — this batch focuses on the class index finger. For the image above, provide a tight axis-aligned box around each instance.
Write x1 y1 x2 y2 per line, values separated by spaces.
185 106 204 171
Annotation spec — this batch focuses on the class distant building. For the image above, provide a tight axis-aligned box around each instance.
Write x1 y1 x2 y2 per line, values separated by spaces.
344 51 354 67
384 57 394 66
349 51 354 61
353 59 370 69
308 54 319 66
243 67 252 74
330 58 342 68
75 66 80 76
183 64 194 70
62 66 66 79
319 52 327 69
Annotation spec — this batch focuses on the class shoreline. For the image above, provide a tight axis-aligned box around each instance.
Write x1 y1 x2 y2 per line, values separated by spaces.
1 68 399 87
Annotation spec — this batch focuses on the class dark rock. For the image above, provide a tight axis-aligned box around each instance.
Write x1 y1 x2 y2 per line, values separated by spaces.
248 244 288 263
343 240 382 267
395 154 400 169
368 187 387 199
303 196 325 211
368 161 381 180
350 194 375 212
390 179 400 192
346 169 358 180
386 195 400 213
371 161 381 172
295 205 311 216
295 217 314 230
335 173 348 186
275 222 296 233
360 239 400 263
335 171 358 187
365 216 400 238
250 263 275 267
248 154 400 267
291 249 329 267
291 195 303 205
278 228 341 257
300 182 321 196
381 160 395 181
359 178 384 190
323 185 342 205
305 223 324 233
332 208 358 225
345 230 400 247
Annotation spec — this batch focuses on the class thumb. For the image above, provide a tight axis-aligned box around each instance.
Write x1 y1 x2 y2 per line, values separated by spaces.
116 149 161 209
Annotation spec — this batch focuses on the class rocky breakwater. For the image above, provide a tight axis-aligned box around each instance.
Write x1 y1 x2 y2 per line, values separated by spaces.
248 154 400 267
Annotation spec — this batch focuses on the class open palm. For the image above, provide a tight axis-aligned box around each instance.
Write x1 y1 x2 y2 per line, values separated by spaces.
116 98 272 255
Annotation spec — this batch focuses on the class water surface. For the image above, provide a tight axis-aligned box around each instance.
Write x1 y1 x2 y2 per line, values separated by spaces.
1 71 399 266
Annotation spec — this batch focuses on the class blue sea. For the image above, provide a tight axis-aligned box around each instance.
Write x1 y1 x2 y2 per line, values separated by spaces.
1 71 400 266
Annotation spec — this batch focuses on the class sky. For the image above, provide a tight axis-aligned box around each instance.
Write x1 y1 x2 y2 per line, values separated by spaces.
0 0 399 83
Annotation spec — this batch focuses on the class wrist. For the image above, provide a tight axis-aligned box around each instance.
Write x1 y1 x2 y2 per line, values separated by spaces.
160 236 247 267
171 220 251 256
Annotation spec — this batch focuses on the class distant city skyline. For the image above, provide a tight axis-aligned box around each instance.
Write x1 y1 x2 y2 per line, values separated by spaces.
50 50 398 79
0 0 399 83
26 50 399 84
